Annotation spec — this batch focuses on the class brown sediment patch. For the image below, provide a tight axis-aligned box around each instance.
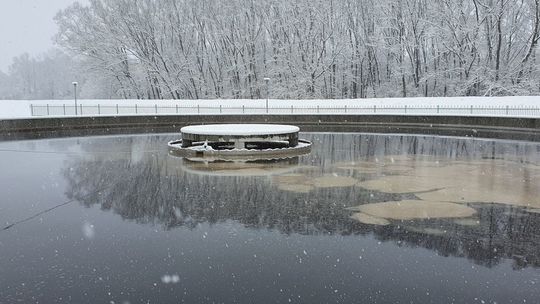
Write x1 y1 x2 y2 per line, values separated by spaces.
350 213 390 226
333 161 381 168
355 200 476 220
453 218 480 226
274 173 358 193
416 182 540 208
293 165 321 172
402 164 476 178
273 174 314 193
384 155 448 167
357 158 540 207
336 166 382 174
334 160 414 174
277 183 314 193
273 174 308 184
384 155 415 163
357 175 446 193
311 175 358 188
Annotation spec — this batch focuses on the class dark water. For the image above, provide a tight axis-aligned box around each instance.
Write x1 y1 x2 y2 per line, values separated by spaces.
1 133 540 304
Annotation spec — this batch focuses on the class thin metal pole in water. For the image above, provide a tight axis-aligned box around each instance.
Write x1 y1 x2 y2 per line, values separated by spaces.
72 82 78 116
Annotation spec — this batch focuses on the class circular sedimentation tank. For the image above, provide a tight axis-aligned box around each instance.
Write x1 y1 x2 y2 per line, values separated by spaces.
168 124 312 160
1 114 540 303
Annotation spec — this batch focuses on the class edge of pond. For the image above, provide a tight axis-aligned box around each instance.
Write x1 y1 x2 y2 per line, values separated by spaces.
0 114 539 142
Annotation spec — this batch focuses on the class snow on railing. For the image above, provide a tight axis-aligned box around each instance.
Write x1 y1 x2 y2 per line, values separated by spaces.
29 103 540 117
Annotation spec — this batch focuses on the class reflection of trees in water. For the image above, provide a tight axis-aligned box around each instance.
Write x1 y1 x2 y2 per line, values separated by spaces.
63 133 540 269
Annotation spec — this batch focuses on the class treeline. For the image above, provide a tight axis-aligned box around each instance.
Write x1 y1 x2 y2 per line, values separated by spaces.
0 49 121 100
3 0 540 100
0 50 76 100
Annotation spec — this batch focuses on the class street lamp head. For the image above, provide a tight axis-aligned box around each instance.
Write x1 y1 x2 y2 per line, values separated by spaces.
72 82 78 86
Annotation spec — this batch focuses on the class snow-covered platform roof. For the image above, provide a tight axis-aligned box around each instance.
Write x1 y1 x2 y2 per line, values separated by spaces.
180 124 299 136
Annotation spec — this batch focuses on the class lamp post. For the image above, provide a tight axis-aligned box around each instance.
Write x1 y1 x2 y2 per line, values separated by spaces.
72 82 78 116
263 77 270 113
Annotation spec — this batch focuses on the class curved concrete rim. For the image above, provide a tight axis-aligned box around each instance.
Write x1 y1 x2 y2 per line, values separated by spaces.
0 114 539 142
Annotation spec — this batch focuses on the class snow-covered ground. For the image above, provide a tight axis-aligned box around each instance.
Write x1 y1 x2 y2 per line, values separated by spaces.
1 96 539 119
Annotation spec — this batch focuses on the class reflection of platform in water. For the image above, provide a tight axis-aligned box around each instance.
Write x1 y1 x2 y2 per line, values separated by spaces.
168 124 312 160
178 157 301 176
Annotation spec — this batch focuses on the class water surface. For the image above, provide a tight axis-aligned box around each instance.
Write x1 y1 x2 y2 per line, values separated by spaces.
1 133 540 303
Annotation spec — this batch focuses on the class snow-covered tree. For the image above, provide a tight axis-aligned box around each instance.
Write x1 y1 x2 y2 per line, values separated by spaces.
47 0 540 99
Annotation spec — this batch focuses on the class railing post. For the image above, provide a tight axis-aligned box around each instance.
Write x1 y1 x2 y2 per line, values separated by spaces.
505 105 509 115
116 104 119 114
470 105 473 114
176 104 178 114
220 104 222 113
134 104 137 114
242 105 245 114
155 104 158 114
197 104 200 114
404 105 407 113
30 104 34 116
437 105 440 113
98 104 101 115
373 105 376 113
317 105 320 113
80 104 83 115
63 104 66 115
345 105 347 113
46 104 50 116
291 105 293 114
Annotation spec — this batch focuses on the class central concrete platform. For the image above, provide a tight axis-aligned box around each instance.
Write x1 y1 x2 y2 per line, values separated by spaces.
180 124 300 149
169 123 311 160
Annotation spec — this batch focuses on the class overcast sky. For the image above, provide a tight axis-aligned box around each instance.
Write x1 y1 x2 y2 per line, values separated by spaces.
0 0 85 73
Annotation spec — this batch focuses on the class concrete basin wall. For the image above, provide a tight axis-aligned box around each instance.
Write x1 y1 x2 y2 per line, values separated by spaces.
0 115 539 142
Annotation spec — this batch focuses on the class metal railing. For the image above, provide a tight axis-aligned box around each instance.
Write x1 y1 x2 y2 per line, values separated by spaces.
29 103 540 117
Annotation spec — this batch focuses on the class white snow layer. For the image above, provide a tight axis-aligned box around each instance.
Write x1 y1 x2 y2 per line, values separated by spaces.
181 124 299 136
